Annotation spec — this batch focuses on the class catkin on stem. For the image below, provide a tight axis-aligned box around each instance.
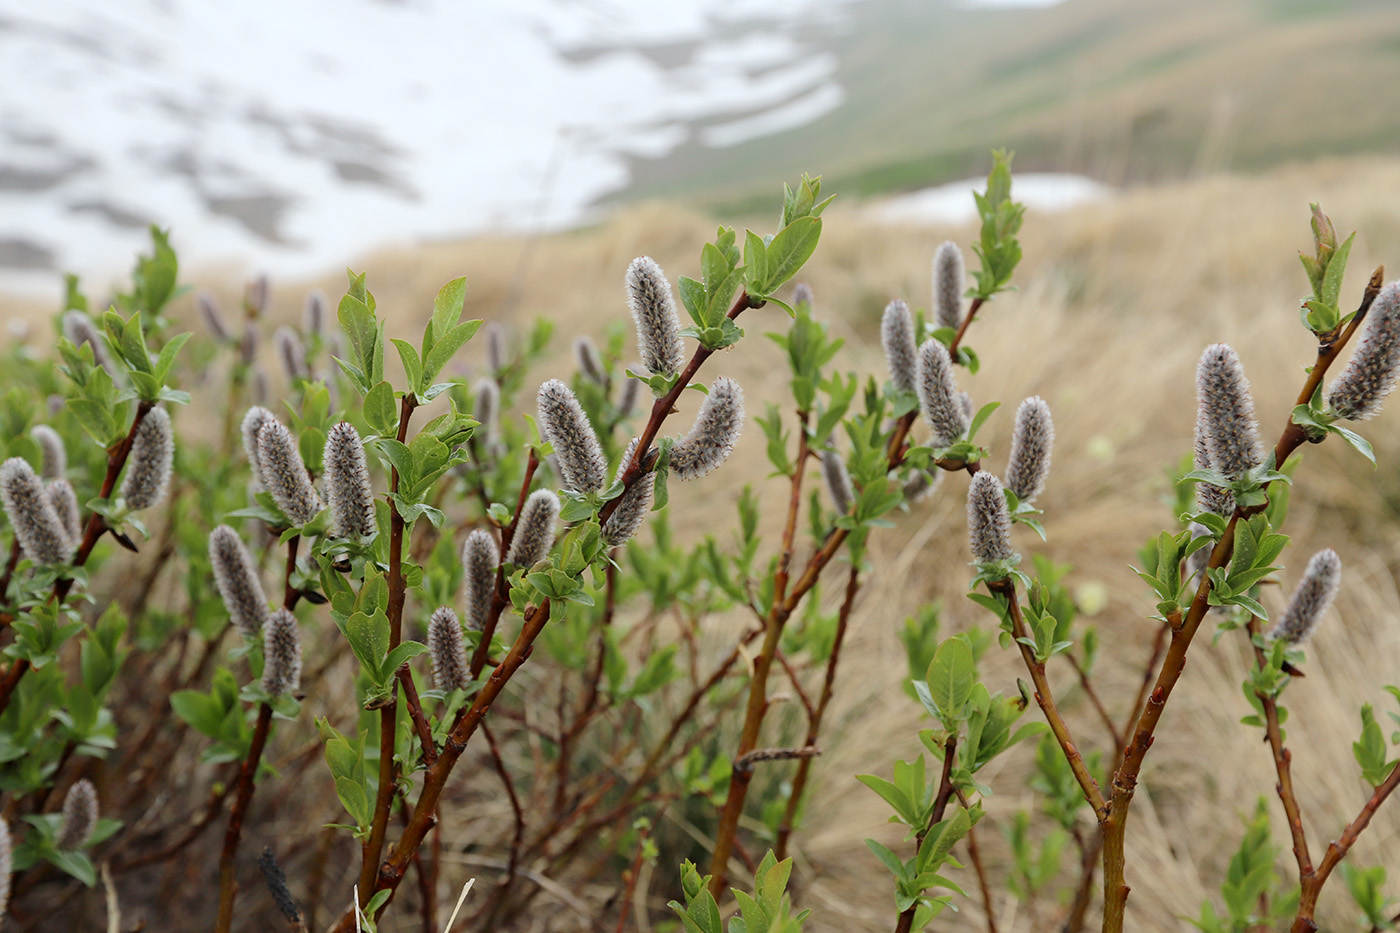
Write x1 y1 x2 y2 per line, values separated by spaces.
822 446 854 515
462 528 499 632
1195 344 1263 482
47 479 81 544
602 438 653 546
967 471 1014 564
274 327 308 382
428 606 469 691
323 422 375 539
198 291 231 342
880 299 918 395
933 241 966 332
916 339 969 448
485 322 507 374
210 525 271 638
626 256 684 377
669 377 744 481
472 377 499 443
506 490 560 567
1194 410 1235 516
241 406 277 475
32 425 66 480
56 779 97 850
573 336 608 387
537 380 608 494
1328 281 1400 420
256 421 323 526
261 608 302 697
0 819 11 921
1 457 74 565
1267 549 1342 644
303 289 326 336
121 407 173 510
1004 396 1054 503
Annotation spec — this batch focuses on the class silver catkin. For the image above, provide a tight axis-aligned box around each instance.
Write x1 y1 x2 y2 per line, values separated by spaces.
506 490 560 567
933 241 966 332
1328 281 1400 421
274 326 308 382
822 446 854 515
791 282 815 308
47 479 81 543
121 407 173 510
257 420 323 526
0 457 74 565
1194 409 1236 516
323 422 375 539
251 365 269 406
0 819 11 922
602 438 654 547
1267 548 1342 645
462 528 499 632
303 289 326 336
537 379 608 494
32 425 67 480
55 779 97 851
472 377 499 443
198 290 230 342
485 322 507 373
261 608 302 697
626 256 684 377
1196 344 1263 482
241 406 277 475
669 377 744 481
428 606 469 691
881 299 918 395
62 311 116 376
967 471 1014 563
902 466 943 504
574 336 608 387
1004 396 1054 503
246 273 270 316
916 339 969 447
240 322 259 366
209 524 270 637
617 372 642 419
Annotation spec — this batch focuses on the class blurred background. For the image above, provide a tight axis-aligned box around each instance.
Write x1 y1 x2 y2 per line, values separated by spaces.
6 1 1400 931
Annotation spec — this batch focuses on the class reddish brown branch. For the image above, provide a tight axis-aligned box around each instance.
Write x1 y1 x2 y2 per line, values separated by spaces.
215 702 274 933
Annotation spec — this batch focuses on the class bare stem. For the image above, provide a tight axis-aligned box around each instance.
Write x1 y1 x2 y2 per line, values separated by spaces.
215 703 274 933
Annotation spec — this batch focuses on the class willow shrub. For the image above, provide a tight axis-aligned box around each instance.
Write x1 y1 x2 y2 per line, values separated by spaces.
0 160 1397 933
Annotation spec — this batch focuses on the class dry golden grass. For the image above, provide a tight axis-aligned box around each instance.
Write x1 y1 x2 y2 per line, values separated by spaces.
12 156 1400 931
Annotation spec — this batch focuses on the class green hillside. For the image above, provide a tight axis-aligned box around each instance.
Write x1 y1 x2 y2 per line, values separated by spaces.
614 0 1400 211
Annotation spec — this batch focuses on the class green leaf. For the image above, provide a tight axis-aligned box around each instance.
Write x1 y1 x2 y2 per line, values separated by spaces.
1320 231 1356 312
423 320 482 386
744 229 769 294
364 381 398 437
430 276 468 350
926 636 975 726
390 339 423 393
764 216 822 292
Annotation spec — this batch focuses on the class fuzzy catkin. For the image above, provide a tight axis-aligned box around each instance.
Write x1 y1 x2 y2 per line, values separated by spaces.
32 425 66 480
0 819 11 922
462 528 499 632
241 406 277 475
902 467 942 504
933 241 966 332
1328 281 1400 420
303 289 326 336
323 422 375 539
62 311 115 376
246 273 269 315
881 299 918 395
485 322 507 373
602 438 653 546
472 377 499 442
257 420 323 526
274 326 308 382
428 606 469 691
210 525 271 637
1196 344 1263 481
121 407 173 510
1004 396 1054 503
1194 411 1236 516
574 336 608 386
198 290 230 342
261 608 302 697
916 339 969 447
47 479 81 544
1 457 74 565
791 282 815 308
537 379 608 494
617 372 642 419
822 446 854 515
507 490 560 567
626 256 684 377
56 779 97 851
967 471 1014 563
669 377 744 481
1267 549 1342 644
240 322 259 366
